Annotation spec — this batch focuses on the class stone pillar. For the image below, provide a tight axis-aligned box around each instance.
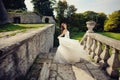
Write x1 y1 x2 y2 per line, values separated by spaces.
86 21 96 33
85 21 96 55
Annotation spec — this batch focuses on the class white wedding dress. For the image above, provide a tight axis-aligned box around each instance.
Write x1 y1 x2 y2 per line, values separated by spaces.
54 31 86 64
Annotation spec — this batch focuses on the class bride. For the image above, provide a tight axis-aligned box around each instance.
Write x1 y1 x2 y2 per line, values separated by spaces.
54 23 84 64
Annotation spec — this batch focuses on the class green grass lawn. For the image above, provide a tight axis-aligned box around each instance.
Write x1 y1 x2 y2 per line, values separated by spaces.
71 32 85 41
0 23 49 38
0 23 49 32
98 32 120 40
71 31 120 41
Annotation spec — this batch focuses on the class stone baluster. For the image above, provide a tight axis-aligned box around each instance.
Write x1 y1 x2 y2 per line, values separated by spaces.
88 38 94 55
83 39 87 50
90 39 97 58
106 48 120 78
94 41 102 63
85 36 90 50
81 36 87 50
99 45 110 69
85 36 93 54
80 34 87 45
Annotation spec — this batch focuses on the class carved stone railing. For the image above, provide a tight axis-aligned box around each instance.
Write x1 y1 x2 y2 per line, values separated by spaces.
80 21 120 79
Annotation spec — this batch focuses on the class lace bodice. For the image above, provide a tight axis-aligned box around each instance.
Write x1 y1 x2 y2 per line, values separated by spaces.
64 30 70 38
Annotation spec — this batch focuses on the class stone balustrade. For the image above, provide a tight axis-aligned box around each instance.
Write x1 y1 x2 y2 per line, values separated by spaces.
80 21 120 79
0 24 55 80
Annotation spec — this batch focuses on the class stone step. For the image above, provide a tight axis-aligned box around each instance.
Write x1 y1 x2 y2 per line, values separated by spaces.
26 63 42 80
38 62 51 80
25 47 116 80
72 66 95 80
25 54 52 80
49 63 76 80
73 62 115 80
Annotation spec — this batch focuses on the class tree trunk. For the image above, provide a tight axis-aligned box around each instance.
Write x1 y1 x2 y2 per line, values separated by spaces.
0 0 9 25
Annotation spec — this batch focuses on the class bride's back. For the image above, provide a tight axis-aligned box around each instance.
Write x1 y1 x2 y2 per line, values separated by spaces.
64 30 70 38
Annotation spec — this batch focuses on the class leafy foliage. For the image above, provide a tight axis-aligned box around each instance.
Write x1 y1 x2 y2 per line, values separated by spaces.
66 5 77 17
55 0 68 24
67 11 107 32
55 2 107 32
68 13 86 32
83 11 98 21
94 13 107 31
55 1 77 24
104 10 120 32
32 0 55 16
2 0 26 10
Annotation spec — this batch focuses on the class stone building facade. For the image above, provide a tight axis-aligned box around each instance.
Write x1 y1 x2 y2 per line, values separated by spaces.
8 12 42 23
8 12 55 24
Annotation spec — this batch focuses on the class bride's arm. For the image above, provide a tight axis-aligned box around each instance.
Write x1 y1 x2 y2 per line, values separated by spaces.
58 30 66 38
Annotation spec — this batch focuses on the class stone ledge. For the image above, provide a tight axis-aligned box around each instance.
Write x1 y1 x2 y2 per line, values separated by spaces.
0 24 55 59
0 24 54 49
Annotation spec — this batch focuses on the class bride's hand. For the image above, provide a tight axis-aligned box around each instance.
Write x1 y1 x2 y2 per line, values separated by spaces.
57 36 60 39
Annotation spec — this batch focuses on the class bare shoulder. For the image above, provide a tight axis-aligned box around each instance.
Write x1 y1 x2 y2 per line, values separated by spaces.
63 30 67 33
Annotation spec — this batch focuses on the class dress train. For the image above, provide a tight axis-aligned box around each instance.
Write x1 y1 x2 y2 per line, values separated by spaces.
54 37 86 64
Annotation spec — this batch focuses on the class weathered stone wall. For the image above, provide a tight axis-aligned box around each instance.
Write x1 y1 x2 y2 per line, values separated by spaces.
8 12 42 23
0 24 55 80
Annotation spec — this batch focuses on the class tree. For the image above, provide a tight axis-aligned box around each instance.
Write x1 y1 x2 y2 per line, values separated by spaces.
55 1 77 24
3 0 26 10
83 11 107 31
49 0 56 8
104 10 120 32
68 13 86 32
0 0 9 25
55 0 68 24
32 0 54 16
83 11 97 21
95 13 107 31
66 5 77 17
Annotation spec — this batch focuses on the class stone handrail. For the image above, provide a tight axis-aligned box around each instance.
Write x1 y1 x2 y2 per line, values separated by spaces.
80 32 120 79
81 33 120 50
80 21 120 79
0 24 55 80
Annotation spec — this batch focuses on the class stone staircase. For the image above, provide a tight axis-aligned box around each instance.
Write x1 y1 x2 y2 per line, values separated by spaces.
25 47 117 80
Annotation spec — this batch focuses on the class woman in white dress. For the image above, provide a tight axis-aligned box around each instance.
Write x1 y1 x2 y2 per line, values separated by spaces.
54 23 84 64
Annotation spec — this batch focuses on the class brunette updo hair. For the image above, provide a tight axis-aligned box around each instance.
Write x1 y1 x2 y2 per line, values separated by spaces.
61 22 67 32
61 23 65 32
